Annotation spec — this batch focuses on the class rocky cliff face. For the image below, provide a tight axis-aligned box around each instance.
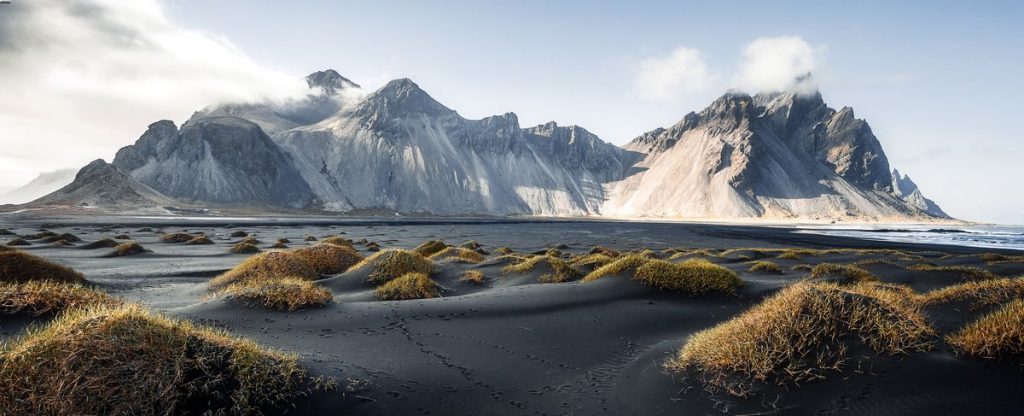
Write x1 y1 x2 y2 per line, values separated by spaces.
112 117 316 209
602 90 948 220
30 159 178 210
38 69 947 221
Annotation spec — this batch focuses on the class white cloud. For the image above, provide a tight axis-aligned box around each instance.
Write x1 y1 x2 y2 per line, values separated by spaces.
734 36 825 93
0 0 309 187
633 47 714 100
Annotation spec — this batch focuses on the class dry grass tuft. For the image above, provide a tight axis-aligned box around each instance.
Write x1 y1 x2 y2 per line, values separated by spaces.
459 240 482 250
588 246 621 257
230 230 249 238
747 261 783 274
114 234 130 240
634 259 742 294
666 281 933 396
210 251 317 290
292 244 364 275
106 242 149 257
0 304 308 414
81 238 119 249
669 249 719 260
908 264 998 281
41 233 81 243
159 232 195 243
230 242 261 254
570 253 616 268
582 253 653 283
459 270 485 285
375 272 440 300
809 263 878 284
428 247 485 264
775 249 821 260
979 253 1009 262
348 249 434 284
537 257 584 283
0 281 122 316
6 238 30 246
24 231 57 240
219 277 332 311
921 277 1024 309
185 235 214 245
0 251 84 284
493 247 513 255
948 299 1024 359
304 235 317 242
319 236 353 248
412 240 448 257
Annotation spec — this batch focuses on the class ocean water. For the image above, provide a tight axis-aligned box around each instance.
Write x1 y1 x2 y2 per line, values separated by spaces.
795 224 1024 252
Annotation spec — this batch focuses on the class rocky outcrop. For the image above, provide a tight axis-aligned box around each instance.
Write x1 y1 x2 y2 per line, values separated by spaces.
30 159 178 210
112 117 316 209
892 169 947 217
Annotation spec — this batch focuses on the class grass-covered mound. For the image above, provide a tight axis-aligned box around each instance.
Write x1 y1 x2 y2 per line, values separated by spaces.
502 255 583 283
947 299 1024 359
809 263 878 284
921 277 1024 309
185 235 214 245
634 259 742 294
569 253 616 269
0 304 307 414
0 281 121 316
747 260 783 273
105 242 149 257
220 277 332 311
81 238 119 249
412 239 447 257
292 244 364 274
6 237 30 246
41 233 81 243
908 264 998 281
210 251 318 290
159 232 195 243
460 270 485 285
582 252 653 283
376 272 440 300
230 242 261 254
428 247 485 264
230 230 249 238
666 281 933 396
348 249 434 284
319 236 353 248
0 251 84 284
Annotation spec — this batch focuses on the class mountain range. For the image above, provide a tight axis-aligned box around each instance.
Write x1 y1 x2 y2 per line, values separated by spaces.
17 69 948 221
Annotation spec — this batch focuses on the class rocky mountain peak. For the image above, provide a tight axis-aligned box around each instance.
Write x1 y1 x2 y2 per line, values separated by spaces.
305 69 360 95
353 78 455 122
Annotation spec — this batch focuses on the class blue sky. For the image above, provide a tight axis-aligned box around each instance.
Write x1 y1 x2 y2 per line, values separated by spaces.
0 1 1021 223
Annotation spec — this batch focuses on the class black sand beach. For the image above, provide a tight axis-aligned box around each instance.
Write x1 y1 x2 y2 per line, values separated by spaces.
2 217 1024 415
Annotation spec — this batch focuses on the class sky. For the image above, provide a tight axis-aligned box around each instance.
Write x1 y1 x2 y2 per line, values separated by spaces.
0 0 1021 223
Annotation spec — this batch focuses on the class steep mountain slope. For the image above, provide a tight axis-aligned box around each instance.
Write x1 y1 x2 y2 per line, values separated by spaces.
892 169 947 217
112 117 316 209
0 168 77 204
602 91 948 220
274 78 630 215
29 160 178 211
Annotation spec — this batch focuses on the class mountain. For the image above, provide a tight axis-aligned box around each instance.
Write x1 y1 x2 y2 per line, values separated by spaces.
111 117 316 209
0 168 77 204
28 159 179 211
601 90 948 220
29 69 948 221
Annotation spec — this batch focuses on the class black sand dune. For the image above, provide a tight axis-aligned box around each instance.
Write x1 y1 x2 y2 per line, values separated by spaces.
2 217 1024 415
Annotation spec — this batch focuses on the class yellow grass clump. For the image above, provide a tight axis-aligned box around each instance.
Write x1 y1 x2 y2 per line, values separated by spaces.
348 249 434 284
747 260 783 274
230 230 249 238
230 242 261 254
428 247 485 264
493 247 513 255
292 243 363 274
376 272 440 300
159 232 195 243
569 253 615 268
0 251 84 284
0 304 307 414
210 251 318 290
412 239 447 257
948 299 1024 359
582 252 653 283
921 277 1024 309
588 246 621 257
106 242 149 257
908 264 998 281
184 235 214 245
41 233 82 243
634 259 742 294
809 263 878 284
319 236 353 248
81 238 119 249
0 281 122 316
220 277 332 311
536 257 584 283
459 270 485 285
666 281 934 396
